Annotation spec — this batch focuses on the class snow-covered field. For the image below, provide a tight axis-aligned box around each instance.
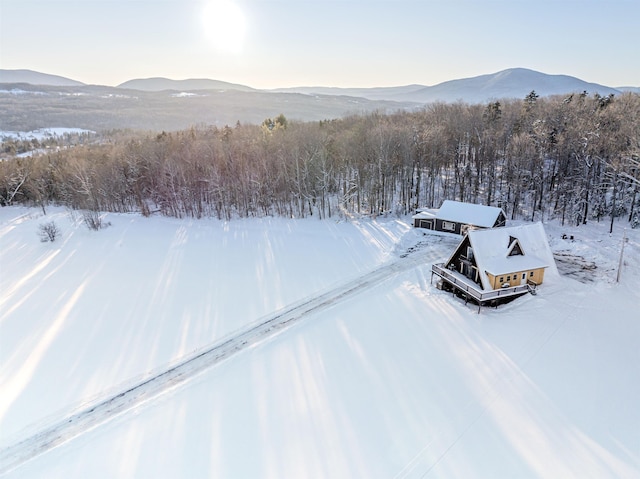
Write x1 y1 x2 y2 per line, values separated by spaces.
1 207 638 478
0 128 94 141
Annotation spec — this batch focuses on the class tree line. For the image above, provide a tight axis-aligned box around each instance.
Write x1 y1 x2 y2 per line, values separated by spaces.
2 91 639 230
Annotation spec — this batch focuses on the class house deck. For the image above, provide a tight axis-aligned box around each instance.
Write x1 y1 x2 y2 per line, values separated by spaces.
431 263 536 311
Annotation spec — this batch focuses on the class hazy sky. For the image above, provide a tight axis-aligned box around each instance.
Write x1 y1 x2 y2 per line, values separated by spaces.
1 0 638 89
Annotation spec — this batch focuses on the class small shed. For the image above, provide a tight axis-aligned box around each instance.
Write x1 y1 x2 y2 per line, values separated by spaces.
431 223 555 309
413 200 506 235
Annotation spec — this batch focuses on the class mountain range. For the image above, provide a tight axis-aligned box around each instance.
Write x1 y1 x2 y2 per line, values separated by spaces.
3 67 636 100
1 68 637 132
272 69 636 103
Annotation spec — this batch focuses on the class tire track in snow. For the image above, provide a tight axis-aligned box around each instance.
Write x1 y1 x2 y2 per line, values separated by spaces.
0 246 447 475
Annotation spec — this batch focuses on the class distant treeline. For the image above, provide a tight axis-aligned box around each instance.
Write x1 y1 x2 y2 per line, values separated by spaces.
2 91 639 229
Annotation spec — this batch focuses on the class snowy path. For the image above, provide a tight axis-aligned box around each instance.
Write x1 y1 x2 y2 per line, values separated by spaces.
0 245 446 475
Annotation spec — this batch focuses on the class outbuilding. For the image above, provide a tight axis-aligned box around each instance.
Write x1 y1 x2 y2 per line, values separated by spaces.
413 200 506 235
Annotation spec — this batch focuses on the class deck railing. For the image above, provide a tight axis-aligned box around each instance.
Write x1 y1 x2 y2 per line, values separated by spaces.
431 263 534 303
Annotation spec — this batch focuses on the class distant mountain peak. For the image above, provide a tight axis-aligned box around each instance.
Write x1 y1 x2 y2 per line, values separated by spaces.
399 68 621 104
0 69 85 87
116 77 255 92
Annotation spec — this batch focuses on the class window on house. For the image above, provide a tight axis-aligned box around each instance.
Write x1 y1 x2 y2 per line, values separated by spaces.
508 241 524 256
522 273 526 280
506 275 511 281
442 221 455 231
499 277 504 282
529 271 534 277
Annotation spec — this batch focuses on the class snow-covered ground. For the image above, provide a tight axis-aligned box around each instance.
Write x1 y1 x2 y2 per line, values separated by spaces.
0 128 94 141
1 207 638 478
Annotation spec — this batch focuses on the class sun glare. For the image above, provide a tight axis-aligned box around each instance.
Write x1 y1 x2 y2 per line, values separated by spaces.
202 0 247 54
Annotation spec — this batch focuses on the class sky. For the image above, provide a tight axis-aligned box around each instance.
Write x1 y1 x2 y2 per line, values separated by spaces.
1 0 639 89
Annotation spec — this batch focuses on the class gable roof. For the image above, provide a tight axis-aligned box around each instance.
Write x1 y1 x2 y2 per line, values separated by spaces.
437 200 505 228
457 223 556 290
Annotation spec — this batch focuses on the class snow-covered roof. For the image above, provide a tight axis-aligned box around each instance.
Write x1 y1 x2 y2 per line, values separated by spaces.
464 223 556 290
437 200 505 228
411 209 437 220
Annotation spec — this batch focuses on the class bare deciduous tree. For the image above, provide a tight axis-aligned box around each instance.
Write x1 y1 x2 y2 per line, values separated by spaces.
38 220 60 242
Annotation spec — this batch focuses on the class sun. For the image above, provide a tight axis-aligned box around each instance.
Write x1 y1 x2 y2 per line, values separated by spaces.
202 0 247 54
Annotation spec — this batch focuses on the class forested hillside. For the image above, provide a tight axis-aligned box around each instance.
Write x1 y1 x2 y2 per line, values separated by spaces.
2 91 639 229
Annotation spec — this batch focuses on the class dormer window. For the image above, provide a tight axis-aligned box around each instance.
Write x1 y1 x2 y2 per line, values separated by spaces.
507 236 524 256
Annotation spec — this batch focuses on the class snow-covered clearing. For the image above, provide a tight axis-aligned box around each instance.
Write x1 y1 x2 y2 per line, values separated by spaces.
1 207 638 478
0 128 94 142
